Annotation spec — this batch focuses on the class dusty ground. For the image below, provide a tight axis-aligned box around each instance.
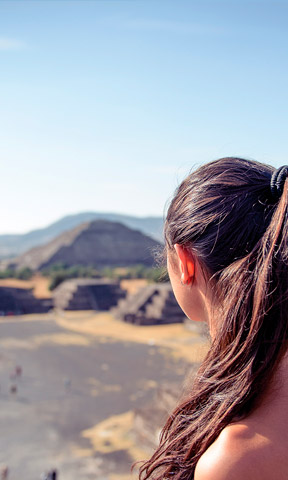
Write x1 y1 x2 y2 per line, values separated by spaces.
119 279 148 295
0 312 208 480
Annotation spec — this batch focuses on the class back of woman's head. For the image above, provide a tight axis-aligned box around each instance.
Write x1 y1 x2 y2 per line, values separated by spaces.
165 157 275 275
140 157 288 480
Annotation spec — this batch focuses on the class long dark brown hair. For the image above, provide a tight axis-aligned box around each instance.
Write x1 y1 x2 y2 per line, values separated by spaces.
139 157 288 479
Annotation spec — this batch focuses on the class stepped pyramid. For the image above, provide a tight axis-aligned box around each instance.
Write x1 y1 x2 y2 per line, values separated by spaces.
12 220 160 271
53 279 125 311
112 283 186 325
0 287 51 315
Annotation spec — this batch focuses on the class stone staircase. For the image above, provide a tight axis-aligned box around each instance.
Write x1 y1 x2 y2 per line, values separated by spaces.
53 279 125 311
112 283 186 325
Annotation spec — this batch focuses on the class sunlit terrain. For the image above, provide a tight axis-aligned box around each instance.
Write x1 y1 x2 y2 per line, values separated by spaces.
0 311 208 480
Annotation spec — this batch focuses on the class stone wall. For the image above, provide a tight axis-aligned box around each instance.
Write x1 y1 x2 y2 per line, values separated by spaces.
0 287 52 315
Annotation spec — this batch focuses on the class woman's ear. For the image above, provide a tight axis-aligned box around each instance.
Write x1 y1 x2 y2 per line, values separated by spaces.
174 244 195 285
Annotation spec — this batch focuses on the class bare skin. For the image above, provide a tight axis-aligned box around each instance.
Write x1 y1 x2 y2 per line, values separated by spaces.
194 363 288 480
169 244 288 480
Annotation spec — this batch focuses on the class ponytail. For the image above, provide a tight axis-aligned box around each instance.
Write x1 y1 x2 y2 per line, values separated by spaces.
139 158 288 479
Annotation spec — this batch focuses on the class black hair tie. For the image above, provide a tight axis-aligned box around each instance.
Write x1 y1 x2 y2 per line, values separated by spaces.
270 166 288 199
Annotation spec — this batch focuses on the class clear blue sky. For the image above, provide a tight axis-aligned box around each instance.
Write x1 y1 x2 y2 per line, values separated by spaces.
1 0 288 234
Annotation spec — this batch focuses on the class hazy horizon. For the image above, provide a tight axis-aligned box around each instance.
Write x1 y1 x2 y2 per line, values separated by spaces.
0 210 164 236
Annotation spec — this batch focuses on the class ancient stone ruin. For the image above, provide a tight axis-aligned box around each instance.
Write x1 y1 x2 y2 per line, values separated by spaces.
11 220 161 271
0 287 52 315
53 279 126 311
112 282 186 325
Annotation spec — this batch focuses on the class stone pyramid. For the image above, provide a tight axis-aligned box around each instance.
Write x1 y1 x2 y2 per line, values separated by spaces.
12 220 161 271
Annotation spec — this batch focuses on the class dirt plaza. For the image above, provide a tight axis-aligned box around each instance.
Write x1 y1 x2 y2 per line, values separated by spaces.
0 312 207 480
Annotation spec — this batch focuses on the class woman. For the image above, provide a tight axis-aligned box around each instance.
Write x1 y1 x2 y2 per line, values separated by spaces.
139 157 288 479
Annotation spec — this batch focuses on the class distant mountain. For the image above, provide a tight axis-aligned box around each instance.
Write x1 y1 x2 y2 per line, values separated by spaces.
0 212 164 259
11 220 161 271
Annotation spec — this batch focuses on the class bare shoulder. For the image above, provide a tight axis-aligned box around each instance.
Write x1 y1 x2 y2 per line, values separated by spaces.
194 422 272 480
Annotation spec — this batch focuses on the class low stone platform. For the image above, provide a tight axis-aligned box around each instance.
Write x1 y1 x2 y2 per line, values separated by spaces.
0 286 52 315
53 279 126 311
112 282 186 325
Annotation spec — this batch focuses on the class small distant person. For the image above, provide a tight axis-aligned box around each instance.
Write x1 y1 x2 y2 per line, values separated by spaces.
10 384 17 395
47 470 57 480
63 377 71 391
1 466 9 479
9 365 22 380
15 365 22 377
